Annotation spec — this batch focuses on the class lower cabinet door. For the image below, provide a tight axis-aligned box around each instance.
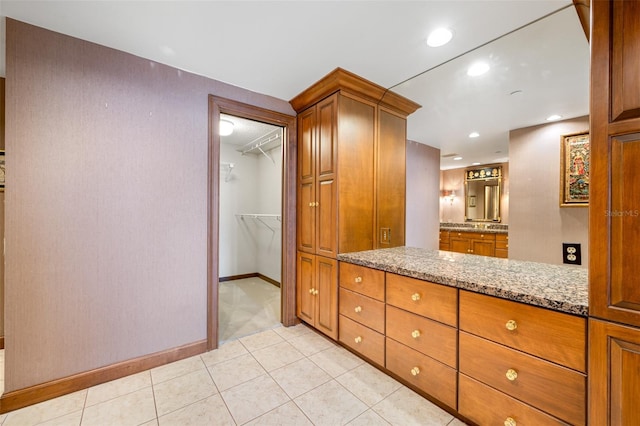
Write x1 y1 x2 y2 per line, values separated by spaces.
386 337 457 409
459 374 567 426
315 256 338 339
339 315 384 366
590 318 640 426
296 251 316 325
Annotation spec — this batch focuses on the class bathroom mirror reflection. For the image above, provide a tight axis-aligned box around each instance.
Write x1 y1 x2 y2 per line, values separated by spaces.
464 166 502 222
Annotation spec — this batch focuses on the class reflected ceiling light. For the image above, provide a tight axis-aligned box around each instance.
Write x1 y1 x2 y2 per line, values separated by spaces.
467 62 490 76
453 156 463 161
219 119 234 136
469 132 480 138
472 162 481 165
427 28 453 47
546 114 562 121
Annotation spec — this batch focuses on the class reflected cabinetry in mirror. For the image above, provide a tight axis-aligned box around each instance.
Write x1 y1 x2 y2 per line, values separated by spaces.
439 230 508 258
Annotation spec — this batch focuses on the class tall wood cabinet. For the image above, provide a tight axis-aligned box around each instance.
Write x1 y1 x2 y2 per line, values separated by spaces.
589 1 640 424
291 68 420 339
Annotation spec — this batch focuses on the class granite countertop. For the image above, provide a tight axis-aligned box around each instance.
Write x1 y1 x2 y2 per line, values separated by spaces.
337 247 588 316
440 227 508 235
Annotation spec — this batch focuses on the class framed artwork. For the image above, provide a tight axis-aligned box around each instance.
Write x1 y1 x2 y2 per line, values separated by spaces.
560 131 589 206
468 195 476 207
0 150 4 192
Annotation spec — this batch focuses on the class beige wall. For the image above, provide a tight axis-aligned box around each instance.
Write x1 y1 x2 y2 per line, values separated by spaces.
509 116 589 266
406 140 440 249
440 163 509 224
4 19 294 392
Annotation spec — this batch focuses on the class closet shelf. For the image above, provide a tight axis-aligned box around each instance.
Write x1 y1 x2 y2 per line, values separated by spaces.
235 214 282 232
236 130 281 163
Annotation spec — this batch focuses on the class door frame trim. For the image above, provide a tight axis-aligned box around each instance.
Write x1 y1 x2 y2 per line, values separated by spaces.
208 96 297 350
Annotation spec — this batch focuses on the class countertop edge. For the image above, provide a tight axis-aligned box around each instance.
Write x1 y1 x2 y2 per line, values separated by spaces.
337 252 588 317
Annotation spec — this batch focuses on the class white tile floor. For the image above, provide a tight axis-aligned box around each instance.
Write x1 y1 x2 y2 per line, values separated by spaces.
219 277 281 343
0 324 468 425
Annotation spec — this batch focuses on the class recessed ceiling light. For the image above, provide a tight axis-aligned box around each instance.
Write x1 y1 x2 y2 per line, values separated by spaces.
472 162 481 166
427 28 453 47
453 156 463 161
219 119 234 136
467 62 490 76
546 114 562 121
469 132 480 138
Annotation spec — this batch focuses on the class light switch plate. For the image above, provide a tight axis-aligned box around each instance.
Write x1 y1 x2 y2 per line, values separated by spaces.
380 228 391 244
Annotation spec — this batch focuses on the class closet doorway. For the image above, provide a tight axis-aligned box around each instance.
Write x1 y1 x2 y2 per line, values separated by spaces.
218 114 283 342
208 96 297 350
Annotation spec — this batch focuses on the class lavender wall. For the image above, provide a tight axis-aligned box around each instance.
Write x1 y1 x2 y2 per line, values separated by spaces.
4 19 294 391
509 116 589 266
405 140 440 249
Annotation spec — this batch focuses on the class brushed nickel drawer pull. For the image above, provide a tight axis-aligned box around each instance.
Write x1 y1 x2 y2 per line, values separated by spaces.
411 367 420 376
505 320 517 331
354 276 363 283
506 368 518 381
411 330 421 339
504 417 517 426
411 293 421 301
354 306 362 313
354 336 362 344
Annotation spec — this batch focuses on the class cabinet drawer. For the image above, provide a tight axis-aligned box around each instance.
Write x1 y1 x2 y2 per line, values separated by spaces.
386 338 457 409
454 231 496 241
459 332 586 425
496 233 509 242
386 273 457 327
386 305 456 368
459 291 586 372
459 374 568 426
496 236 509 249
339 262 385 301
339 315 385 366
339 288 385 333
495 248 508 258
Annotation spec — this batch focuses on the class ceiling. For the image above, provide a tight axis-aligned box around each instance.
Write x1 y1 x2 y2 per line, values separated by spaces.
0 1 589 170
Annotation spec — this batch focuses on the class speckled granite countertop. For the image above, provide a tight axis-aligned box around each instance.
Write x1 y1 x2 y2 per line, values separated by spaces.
337 247 588 316
440 227 508 235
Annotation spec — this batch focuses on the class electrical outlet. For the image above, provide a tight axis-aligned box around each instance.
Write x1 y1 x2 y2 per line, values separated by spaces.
380 228 391 244
562 243 582 265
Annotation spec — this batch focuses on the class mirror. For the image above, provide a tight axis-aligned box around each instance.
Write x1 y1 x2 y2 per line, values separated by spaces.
464 165 502 222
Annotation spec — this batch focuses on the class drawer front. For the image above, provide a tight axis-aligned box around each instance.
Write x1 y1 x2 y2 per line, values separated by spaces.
339 315 385 366
496 236 509 249
495 233 509 242
459 374 569 426
495 248 508 258
386 305 457 368
386 273 457 327
454 231 496 241
339 262 385 301
386 338 457 409
459 291 586 372
459 332 586 425
339 288 385 333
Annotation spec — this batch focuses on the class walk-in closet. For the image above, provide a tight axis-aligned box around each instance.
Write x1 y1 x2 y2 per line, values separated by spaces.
218 114 283 343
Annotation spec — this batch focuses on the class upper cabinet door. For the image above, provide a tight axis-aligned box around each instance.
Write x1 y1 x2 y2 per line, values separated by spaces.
297 106 317 253
315 94 338 258
591 0 640 327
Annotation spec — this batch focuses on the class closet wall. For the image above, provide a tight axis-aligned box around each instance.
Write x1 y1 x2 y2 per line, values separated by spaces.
219 141 282 283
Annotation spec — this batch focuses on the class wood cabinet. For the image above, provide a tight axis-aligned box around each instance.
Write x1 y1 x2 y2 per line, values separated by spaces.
459 291 586 425
293 68 419 338
441 230 507 258
296 252 338 339
385 273 458 410
590 2 640 423
338 263 385 366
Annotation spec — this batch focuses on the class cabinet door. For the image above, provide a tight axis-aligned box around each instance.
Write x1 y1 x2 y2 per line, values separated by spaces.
315 95 338 258
449 235 470 254
590 319 640 426
296 251 315 325
470 239 495 256
297 107 316 253
315 256 338 339
591 0 640 327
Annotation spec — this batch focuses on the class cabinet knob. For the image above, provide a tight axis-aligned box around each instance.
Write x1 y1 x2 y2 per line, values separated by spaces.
411 293 421 302
506 368 518 381
354 276 362 283
504 418 517 426
308 202 313 207
411 367 420 376
354 336 362 344
505 320 517 331
481 234 484 238
309 288 314 294
354 306 362 313
411 330 421 339
313 289 318 295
